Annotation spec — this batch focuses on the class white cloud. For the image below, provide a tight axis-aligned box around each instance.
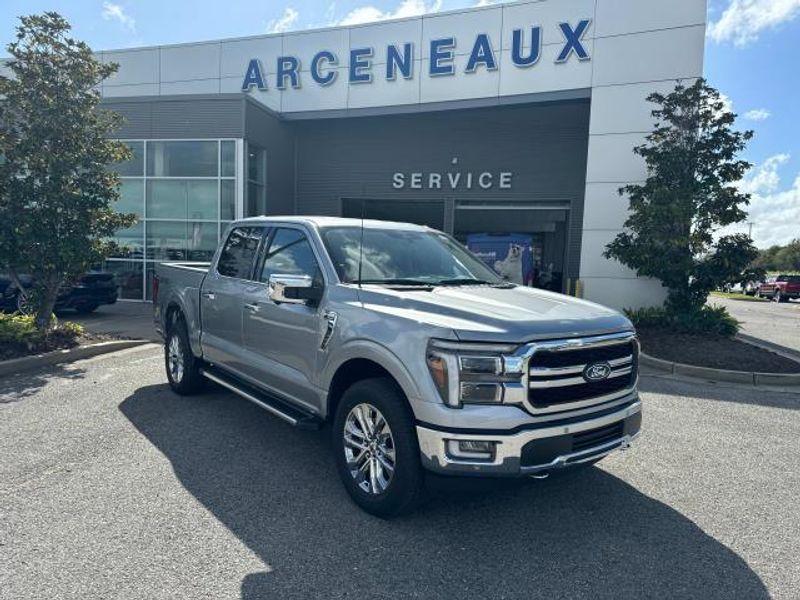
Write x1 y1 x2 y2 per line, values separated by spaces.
708 0 800 47
722 154 800 247
101 2 135 32
744 108 771 121
267 7 299 33
336 0 442 26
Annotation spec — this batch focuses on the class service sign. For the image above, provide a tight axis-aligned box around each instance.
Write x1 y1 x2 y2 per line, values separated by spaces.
241 19 591 93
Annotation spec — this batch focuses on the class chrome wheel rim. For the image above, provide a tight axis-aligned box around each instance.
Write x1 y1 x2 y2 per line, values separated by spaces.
167 335 184 383
343 403 396 495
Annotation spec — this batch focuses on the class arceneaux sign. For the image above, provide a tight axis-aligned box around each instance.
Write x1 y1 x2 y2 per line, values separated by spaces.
241 20 591 92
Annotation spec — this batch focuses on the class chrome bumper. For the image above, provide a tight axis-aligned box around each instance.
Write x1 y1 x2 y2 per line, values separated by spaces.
416 400 642 477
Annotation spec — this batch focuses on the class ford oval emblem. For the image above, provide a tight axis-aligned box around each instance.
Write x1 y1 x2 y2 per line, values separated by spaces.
583 361 612 382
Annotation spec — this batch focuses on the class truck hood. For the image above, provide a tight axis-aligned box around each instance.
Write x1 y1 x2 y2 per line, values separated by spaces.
357 284 633 343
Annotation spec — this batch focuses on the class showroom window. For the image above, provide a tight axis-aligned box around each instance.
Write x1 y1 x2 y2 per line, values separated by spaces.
106 139 240 300
246 145 266 217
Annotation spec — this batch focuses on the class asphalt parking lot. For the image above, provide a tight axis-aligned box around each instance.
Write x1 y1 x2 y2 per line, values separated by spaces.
710 295 800 356
2 345 799 599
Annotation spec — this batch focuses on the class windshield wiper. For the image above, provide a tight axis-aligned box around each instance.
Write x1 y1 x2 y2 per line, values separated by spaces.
436 278 514 287
355 278 435 287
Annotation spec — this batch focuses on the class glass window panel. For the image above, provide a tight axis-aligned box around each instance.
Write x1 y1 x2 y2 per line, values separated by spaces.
104 260 143 300
110 222 144 259
146 140 218 177
147 180 218 220
186 180 218 221
146 221 187 261
112 141 144 176
146 180 186 219
259 228 321 283
145 263 155 301
186 222 219 261
221 179 235 220
217 227 263 278
221 141 236 177
116 179 144 217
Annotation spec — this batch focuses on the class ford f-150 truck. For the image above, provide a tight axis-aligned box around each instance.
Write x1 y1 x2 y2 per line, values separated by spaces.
154 217 641 516
757 274 800 302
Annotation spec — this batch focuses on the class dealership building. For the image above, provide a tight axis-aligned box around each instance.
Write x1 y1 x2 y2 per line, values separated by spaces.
94 0 706 306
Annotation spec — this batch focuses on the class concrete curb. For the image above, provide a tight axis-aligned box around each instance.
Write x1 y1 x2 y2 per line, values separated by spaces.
640 351 800 387
0 339 152 378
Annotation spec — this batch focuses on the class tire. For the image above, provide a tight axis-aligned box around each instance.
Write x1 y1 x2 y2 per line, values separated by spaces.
15 292 32 315
776 291 789 303
332 378 424 518
164 316 205 395
774 291 782 303
74 303 98 314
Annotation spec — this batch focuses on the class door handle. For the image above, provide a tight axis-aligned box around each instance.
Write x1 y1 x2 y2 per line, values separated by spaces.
203 292 216 300
244 302 260 313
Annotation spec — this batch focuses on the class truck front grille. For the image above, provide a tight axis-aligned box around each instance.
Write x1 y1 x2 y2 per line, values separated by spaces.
527 338 637 409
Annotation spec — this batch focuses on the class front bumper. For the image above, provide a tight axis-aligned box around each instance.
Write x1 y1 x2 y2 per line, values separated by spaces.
416 400 641 477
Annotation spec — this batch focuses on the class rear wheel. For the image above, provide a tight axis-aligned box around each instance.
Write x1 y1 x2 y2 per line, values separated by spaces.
332 378 424 518
165 316 205 395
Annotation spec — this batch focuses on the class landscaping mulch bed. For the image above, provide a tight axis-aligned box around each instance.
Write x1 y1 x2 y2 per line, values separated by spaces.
637 328 800 374
0 331 117 362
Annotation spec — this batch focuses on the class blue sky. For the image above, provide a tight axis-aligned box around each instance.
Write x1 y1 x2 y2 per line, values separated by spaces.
1 0 798 247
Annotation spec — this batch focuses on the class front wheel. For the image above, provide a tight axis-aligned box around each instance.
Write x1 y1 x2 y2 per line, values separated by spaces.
332 378 424 518
165 317 205 395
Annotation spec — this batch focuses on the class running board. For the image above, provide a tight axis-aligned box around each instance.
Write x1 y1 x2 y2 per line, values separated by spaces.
200 367 322 430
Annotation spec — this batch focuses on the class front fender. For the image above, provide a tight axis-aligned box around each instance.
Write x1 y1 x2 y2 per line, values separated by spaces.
321 338 423 406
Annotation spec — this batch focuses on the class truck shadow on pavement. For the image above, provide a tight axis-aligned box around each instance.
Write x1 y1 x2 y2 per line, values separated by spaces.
119 384 769 600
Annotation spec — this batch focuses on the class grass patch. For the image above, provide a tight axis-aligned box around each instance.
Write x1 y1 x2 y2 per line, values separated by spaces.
710 291 766 302
0 313 85 361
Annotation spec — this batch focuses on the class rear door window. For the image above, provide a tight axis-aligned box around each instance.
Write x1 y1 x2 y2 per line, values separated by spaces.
216 227 264 279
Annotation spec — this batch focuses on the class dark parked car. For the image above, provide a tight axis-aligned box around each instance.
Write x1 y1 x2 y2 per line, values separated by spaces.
757 274 800 302
0 271 118 314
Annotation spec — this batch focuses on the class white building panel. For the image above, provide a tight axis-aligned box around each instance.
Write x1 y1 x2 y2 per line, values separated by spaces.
161 79 220 95
589 80 686 135
585 132 648 184
104 49 159 85
501 0 597 49
581 182 633 232
592 25 705 87
594 0 706 38
220 36 283 78
420 54 500 104
103 83 160 98
281 68 350 112
347 66 422 109
498 42 593 97
420 7 503 59
160 42 221 82
282 28 350 69
234 81 282 112
582 277 667 309
579 230 639 279
349 18 423 63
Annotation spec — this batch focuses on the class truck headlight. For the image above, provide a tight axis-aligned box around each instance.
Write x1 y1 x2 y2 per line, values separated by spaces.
426 339 523 408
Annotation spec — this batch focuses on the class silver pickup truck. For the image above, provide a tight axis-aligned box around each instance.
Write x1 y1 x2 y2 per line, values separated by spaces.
154 216 641 516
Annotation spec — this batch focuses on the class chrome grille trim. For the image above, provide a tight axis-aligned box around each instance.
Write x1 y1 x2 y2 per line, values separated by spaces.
529 365 633 389
528 355 633 378
502 331 638 416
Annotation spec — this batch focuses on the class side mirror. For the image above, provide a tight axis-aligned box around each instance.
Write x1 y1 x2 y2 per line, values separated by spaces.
268 274 323 305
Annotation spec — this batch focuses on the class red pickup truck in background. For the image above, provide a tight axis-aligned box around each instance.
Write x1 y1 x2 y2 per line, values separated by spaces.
757 274 800 302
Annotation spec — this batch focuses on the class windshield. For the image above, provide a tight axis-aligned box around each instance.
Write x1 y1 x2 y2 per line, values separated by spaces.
320 227 503 286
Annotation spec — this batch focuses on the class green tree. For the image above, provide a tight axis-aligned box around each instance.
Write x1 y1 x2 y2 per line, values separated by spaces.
604 79 758 314
0 12 135 329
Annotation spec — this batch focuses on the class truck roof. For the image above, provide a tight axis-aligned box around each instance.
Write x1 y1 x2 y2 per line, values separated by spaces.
233 215 431 231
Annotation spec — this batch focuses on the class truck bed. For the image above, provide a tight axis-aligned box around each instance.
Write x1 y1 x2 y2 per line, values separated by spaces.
153 262 211 348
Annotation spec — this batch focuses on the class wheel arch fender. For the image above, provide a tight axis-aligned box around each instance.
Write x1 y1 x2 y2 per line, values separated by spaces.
322 340 422 420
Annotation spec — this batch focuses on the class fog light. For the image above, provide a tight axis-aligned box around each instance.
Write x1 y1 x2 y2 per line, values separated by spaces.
446 439 496 460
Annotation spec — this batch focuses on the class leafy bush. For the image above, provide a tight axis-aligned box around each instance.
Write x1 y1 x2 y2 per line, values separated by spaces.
0 313 84 360
625 305 739 337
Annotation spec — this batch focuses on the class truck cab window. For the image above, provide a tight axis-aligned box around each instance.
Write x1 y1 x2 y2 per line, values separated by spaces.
217 227 263 278
259 228 321 284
